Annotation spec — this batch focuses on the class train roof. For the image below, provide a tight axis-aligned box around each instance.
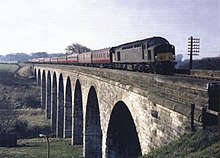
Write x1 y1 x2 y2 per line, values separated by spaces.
92 47 112 53
67 53 79 57
115 36 169 48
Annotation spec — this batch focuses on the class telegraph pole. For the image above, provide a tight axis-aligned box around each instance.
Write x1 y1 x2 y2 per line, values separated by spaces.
188 36 200 69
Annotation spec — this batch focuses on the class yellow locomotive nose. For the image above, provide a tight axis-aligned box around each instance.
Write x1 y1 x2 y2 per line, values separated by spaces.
156 52 173 62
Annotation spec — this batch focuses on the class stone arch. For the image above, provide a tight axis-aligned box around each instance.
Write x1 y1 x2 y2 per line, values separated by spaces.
105 101 142 157
85 86 102 158
72 79 83 145
57 73 64 138
41 70 46 109
37 69 41 86
51 72 57 134
64 76 72 138
46 71 51 119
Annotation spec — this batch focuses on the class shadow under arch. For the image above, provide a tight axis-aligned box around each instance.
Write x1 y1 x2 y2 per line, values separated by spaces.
51 72 57 134
64 76 72 138
37 69 41 86
46 71 51 119
85 86 102 158
105 101 142 157
72 79 83 144
41 70 46 109
34 69 37 80
57 73 64 138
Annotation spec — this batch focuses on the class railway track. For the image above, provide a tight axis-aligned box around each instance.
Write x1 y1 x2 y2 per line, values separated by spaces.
174 69 220 81
174 73 220 81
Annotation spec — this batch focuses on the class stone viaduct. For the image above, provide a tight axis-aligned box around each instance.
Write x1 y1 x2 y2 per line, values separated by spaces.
34 64 215 158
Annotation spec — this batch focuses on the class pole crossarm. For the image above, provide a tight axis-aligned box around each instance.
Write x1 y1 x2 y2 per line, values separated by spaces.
188 36 200 69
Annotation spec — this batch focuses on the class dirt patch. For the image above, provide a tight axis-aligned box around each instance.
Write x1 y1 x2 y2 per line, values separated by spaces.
16 64 34 78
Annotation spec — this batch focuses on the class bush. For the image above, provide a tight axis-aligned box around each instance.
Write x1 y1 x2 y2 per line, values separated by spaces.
0 112 17 134
15 120 28 138
24 96 41 108
14 120 51 139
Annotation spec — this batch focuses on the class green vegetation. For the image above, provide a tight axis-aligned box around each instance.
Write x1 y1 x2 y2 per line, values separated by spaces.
0 138 83 158
0 64 34 86
0 109 50 138
0 64 48 138
0 64 83 157
0 63 19 73
143 127 220 158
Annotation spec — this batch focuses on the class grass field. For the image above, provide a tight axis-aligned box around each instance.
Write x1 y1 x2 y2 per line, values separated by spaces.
0 138 83 158
0 63 19 73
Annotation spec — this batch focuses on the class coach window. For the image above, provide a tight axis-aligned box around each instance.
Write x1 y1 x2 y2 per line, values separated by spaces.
117 51 121 61
148 50 152 60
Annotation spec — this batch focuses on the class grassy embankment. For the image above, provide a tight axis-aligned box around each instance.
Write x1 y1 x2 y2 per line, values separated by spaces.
0 64 83 157
0 63 48 137
143 127 220 158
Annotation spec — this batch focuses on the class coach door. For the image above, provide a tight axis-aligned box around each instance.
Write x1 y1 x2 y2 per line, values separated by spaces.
143 44 149 62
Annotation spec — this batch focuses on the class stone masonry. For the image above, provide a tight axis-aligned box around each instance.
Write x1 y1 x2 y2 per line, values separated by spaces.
35 64 212 157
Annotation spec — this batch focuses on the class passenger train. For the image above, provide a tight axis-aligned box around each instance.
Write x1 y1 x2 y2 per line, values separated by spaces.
30 36 175 74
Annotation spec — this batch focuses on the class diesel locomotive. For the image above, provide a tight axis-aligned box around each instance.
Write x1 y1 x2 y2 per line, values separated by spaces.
30 36 175 74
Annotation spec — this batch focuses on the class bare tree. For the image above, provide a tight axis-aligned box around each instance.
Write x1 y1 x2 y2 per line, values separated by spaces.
65 43 92 54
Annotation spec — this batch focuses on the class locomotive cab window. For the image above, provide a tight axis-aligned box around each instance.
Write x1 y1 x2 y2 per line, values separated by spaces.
148 38 168 48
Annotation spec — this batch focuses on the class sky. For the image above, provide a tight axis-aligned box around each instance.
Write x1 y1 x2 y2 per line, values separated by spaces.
0 0 219 59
